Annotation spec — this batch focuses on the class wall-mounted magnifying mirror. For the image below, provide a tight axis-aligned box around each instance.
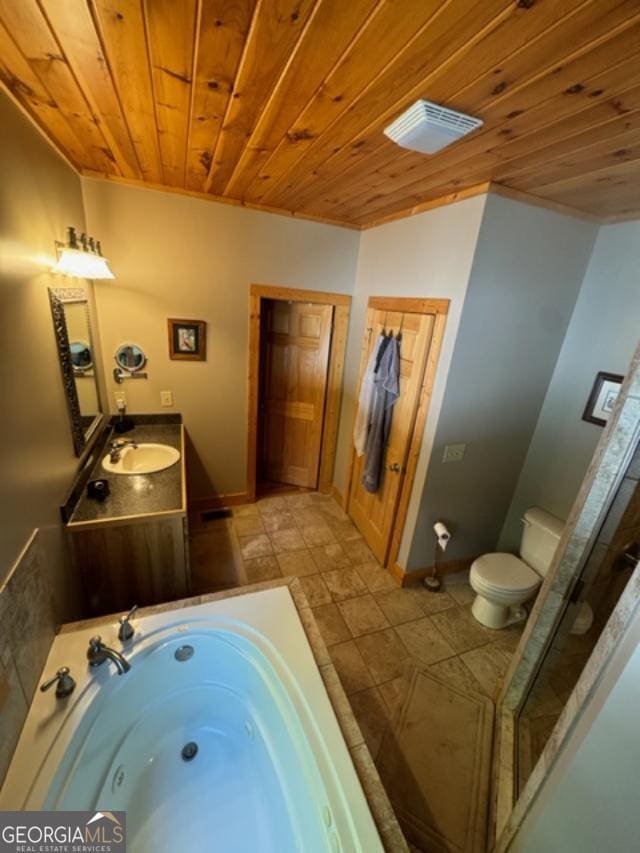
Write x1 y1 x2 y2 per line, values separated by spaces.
114 343 148 383
70 340 93 373
49 288 105 456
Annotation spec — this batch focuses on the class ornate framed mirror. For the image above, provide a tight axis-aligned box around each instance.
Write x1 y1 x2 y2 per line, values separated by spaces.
49 287 105 456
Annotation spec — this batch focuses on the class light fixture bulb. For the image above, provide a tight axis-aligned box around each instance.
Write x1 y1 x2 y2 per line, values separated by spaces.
52 243 115 280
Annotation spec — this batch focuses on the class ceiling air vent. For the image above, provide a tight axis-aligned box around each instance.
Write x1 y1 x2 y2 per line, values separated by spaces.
384 100 483 154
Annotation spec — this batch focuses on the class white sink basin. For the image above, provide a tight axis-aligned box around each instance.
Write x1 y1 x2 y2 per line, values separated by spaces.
102 443 180 475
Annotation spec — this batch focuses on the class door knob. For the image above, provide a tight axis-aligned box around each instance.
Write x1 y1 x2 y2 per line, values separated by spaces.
388 463 401 473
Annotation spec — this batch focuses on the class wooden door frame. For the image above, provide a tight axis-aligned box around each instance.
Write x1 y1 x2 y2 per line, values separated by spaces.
344 296 449 570
247 283 351 502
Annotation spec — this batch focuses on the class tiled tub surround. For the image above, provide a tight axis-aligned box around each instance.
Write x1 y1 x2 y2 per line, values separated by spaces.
0 531 56 782
68 422 185 525
1 579 407 853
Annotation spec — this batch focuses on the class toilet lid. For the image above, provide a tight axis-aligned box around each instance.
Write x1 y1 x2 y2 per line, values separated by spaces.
472 553 540 592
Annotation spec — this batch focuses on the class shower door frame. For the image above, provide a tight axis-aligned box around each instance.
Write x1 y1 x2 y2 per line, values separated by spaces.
492 342 640 852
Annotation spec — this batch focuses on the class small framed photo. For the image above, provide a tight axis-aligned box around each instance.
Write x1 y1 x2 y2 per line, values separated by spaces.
582 371 624 426
167 318 207 361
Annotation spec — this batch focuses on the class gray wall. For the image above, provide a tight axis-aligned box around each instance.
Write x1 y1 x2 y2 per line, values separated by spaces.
334 195 487 565
500 220 640 550
0 91 89 619
406 194 598 569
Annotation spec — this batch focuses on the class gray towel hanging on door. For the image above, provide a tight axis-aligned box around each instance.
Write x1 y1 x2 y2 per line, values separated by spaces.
362 334 400 493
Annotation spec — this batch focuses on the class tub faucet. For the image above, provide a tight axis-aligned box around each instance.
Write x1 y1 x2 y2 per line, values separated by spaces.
87 635 131 674
109 438 137 463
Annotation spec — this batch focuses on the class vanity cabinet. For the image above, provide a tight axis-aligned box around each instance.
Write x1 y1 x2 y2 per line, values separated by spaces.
68 514 190 616
65 421 190 617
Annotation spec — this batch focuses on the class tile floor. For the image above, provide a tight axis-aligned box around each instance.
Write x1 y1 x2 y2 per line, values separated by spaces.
189 491 525 850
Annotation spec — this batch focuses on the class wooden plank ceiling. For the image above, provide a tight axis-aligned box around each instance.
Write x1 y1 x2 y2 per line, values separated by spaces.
1 0 640 228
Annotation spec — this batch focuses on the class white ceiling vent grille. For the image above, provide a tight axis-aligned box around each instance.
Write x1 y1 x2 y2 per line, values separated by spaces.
384 100 483 154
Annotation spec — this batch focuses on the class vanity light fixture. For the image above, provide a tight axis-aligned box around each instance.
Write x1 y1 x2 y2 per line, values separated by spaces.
53 226 115 280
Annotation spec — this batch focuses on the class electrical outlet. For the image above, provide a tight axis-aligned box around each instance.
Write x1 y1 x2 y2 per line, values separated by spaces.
443 443 466 463
160 390 173 407
114 391 126 410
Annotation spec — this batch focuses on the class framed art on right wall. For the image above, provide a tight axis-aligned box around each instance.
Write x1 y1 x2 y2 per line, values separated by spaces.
582 371 624 426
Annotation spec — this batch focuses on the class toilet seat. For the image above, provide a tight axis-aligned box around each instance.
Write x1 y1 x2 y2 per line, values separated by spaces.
470 553 541 597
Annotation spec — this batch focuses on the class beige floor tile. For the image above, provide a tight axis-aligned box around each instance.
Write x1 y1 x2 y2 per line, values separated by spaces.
338 595 390 637
375 589 424 625
290 508 327 527
447 583 475 606
377 674 411 718
297 574 332 607
330 641 374 695
404 586 457 615
243 555 282 584
312 603 352 646
233 515 265 537
262 511 297 533
301 523 337 548
430 607 490 654
284 493 314 509
256 496 287 513
428 656 487 697
349 687 389 758
231 504 260 519
342 538 376 564
318 502 350 522
269 528 306 553
276 549 317 577
309 542 351 571
327 519 363 542
323 568 368 602
355 562 397 593
356 628 409 683
190 529 242 591
460 644 512 699
239 533 273 560
395 617 456 666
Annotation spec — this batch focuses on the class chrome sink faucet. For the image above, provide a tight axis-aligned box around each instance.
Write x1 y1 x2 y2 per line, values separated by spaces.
87 636 131 674
109 438 138 463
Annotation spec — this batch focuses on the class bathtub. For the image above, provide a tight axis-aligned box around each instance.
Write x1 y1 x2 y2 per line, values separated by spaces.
0 586 385 852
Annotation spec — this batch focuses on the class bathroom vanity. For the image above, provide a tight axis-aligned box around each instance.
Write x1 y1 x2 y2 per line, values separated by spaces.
65 420 190 615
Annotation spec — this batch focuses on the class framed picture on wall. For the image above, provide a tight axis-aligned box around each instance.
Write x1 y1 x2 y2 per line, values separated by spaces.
167 318 207 361
582 371 624 426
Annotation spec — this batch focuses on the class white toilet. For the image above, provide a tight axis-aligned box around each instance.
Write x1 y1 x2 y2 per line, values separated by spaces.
469 507 564 629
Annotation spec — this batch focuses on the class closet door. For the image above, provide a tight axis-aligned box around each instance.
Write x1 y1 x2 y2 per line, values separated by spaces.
348 306 435 565
261 300 333 488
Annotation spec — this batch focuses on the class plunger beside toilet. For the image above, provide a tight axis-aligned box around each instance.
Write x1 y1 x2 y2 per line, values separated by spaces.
469 508 564 629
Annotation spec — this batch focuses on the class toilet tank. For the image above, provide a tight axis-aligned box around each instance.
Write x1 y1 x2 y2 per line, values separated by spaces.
520 508 565 577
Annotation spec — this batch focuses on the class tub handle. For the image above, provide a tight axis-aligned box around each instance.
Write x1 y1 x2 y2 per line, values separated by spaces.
118 604 139 642
40 666 76 699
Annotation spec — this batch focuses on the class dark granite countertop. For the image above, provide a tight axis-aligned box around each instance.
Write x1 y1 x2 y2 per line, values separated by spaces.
68 423 184 526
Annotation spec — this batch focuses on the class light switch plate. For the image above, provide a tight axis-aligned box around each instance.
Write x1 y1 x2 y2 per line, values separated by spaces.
443 443 466 463
160 390 173 407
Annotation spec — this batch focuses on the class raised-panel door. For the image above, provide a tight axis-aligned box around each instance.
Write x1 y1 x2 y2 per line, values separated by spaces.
260 300 333 488
348 308 435 564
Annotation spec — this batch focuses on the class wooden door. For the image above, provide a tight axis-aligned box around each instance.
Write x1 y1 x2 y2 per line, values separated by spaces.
348 307 436 564
260 300 333 488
